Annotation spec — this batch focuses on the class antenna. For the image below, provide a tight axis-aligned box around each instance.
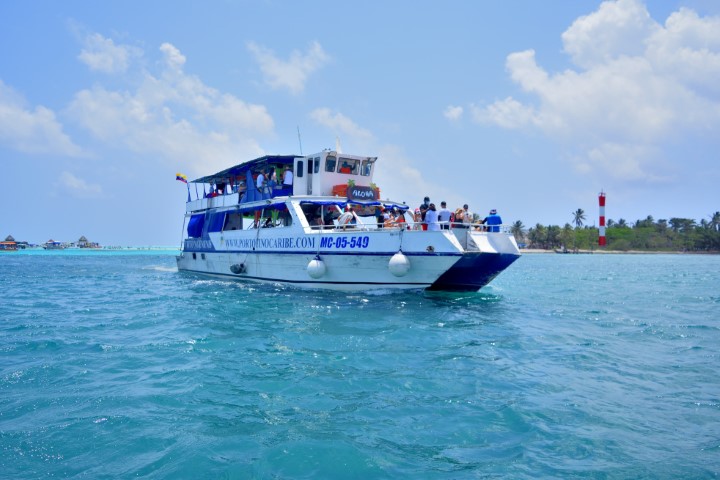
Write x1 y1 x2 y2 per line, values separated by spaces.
297 126 303 155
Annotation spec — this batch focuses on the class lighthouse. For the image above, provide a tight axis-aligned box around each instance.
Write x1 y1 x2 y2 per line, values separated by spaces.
598 191 606 246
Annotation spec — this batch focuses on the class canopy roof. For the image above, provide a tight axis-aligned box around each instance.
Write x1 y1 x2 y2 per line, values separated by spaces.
192 154 297 185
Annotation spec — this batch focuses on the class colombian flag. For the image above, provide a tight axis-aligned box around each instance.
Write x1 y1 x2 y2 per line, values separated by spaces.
176 173 188 184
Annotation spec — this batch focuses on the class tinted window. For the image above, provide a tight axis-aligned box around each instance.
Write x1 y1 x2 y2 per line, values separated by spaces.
326 156 337 172
297 161 304 177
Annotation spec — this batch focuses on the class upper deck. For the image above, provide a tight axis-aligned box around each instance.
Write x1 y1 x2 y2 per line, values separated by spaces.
186 150 378 213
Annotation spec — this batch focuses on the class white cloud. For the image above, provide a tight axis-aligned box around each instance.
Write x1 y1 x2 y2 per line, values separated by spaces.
58 171 102 198
309 108 373 140
78 32 135 74
471 0 720 181
0 79 85 156
67 41 275 175
443 105 463 121
159 42 186 71
247 41 330 94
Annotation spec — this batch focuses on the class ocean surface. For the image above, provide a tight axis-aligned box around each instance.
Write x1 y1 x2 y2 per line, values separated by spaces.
1 250 718 479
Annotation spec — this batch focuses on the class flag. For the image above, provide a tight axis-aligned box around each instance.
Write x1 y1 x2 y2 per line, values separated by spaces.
176 173 188 184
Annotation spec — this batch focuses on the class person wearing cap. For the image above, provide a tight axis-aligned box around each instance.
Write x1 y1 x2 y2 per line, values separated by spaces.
481 209 502 232
418 196 430 231
461 204 473 227
413 208 423 230
438 201 452 230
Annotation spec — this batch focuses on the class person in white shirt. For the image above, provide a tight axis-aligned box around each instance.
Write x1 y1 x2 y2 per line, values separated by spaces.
438 201 452 230
282 166 293 188
256 172 265 191
425 203 441 231
462 204 473 227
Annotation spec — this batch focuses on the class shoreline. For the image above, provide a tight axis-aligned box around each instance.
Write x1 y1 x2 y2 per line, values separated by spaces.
520 248 719 255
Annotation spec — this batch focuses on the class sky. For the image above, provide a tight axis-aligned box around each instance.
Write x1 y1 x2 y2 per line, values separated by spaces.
1 0 719 246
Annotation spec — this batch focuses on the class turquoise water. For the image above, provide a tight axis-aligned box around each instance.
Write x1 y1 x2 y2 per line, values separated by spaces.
1 251 718 479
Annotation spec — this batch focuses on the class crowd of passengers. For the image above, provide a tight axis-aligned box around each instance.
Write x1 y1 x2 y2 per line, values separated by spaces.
302 196 503 232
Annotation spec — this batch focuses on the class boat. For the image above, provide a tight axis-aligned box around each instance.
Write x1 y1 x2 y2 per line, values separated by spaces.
176 149 520 291
43 239 65 250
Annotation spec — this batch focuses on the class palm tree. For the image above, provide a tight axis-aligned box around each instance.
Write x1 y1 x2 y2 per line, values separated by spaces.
617 218 628 228
510 220 525 240
572 208 586 228
711 211 720 232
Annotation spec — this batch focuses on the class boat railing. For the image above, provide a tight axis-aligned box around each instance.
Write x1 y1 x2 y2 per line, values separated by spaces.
309 219 512 234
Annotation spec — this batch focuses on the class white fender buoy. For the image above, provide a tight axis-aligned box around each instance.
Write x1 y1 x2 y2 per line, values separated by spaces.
388 251 410 277
307 256 326 279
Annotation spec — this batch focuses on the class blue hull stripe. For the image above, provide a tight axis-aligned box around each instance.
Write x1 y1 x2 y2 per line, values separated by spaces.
182 249 462 258
428 252 520 291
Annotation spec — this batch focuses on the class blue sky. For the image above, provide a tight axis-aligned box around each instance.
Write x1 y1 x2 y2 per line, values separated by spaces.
1 0 719 246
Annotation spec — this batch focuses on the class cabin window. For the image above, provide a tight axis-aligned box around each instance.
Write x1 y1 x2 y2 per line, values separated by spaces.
192 253 196 260
201 253 206 260
361 160 373 176
307 159 313 175
314 157 320 173
296 160 304 178
325 156 337 172
338 157 359 174
223 212 243 231
207 212 226 233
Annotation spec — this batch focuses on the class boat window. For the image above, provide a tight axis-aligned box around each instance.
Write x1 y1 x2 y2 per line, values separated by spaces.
325 156 336 172
307 159 313 175
207 212 226 233
223 212 243 231
338 157 359 174
314 157 320 174
361 160 372 176
296 160 304 178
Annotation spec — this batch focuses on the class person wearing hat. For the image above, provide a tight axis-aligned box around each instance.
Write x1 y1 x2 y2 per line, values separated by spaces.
481 209 502 232
418 196 430 231
461 204 473 227
413 208 423 230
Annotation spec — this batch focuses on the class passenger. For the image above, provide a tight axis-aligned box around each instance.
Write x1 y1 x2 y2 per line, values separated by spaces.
419 196 430 231
481 209 503 232
452 207 464 228
394 207 407 229
267 170 277 191
462 204 473 228
425 203 441 231
337 206 355 229
256 171 265 193
375 206 385 229
438 201 452 230
413 208 422 230
282 166 293 188
384 210 396 229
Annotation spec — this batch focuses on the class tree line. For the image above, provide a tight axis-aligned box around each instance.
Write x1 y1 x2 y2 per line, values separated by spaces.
509 210 720 252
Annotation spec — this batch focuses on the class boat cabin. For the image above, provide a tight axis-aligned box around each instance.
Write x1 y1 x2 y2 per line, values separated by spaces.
186 151 378 213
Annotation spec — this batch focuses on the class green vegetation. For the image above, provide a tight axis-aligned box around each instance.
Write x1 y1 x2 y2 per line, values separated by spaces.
516 211 720 252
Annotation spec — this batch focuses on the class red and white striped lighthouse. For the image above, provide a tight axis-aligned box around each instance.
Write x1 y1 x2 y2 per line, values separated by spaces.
598 191 606 246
